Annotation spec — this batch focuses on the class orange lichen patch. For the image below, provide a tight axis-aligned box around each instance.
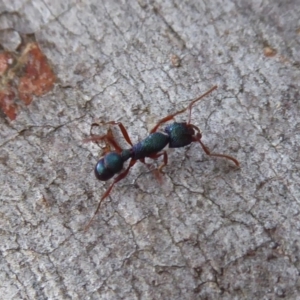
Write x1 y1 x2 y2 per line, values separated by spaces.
18 43 56 105
263 46 277 57
0 42 55 120
0 88 17 120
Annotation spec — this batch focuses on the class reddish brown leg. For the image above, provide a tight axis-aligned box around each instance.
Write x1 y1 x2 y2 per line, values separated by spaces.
148 151 169 173
84 159 137 231
150 85 217 133
197 139 239 166
139 157 163 183
84 120 134 153
190 125 239 167
139 158 153 170
83 128 123 153
100 121 134 147
186 85 217 124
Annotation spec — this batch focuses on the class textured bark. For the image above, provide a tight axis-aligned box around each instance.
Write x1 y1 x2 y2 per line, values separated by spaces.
0 0 300 299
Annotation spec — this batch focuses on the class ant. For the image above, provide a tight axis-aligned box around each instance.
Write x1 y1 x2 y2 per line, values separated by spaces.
84 85 239 229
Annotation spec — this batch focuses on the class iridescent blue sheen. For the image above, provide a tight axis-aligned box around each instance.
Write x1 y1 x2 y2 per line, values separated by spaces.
132 132 169 159
121 149 132 161
165 122 195 148
95 152 124 181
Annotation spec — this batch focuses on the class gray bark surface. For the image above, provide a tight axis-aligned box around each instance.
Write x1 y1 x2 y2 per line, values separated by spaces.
1 0 300 299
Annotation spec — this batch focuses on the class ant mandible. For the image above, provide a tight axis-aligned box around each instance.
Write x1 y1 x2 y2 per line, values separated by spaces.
84 85 239 229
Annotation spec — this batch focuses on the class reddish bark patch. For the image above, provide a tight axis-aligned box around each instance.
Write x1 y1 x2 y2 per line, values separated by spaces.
18 44 56 105
0 43 56 120
0 87 17 120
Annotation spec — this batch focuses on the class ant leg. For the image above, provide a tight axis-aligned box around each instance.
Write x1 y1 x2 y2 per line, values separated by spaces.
83 128 123 153
139 157 164 183
139 158 152 169
192 133 239 167
150 85 217 133
186 85 217 124
148 151 168 173
99 121 134 147
198 139 239 166
84 159 137 231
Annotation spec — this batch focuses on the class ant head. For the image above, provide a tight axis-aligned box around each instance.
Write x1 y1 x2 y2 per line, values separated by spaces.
186 124 202 140
165 122 196 148
186 123 196 136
